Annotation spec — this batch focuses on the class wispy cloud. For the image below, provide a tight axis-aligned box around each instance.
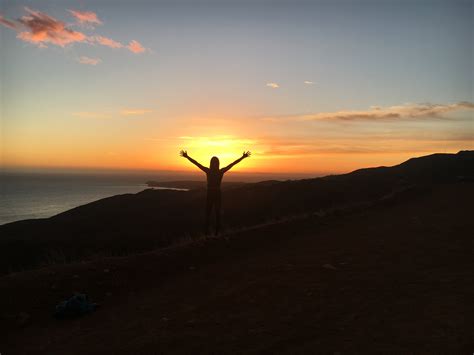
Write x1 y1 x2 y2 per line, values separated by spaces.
265 102 474 122
259 143 445 156
77 56 101 65
91 35 123 48
120 109 153 116
68 9 102 26
0 7 150 58
127 40 146 53
15 7 87 48
304 80 314 85
266 82 279 89
255 134 474 158
89 36 146 53
0 13 20 30
73 108 153 117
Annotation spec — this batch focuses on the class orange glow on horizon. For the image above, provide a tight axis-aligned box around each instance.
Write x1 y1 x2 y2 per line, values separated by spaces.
2 115 472 175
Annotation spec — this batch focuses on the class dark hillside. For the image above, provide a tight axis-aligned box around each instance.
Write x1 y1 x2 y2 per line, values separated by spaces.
1 182 473 354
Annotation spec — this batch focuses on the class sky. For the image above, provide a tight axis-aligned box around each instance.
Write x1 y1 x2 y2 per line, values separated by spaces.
1 0 473 175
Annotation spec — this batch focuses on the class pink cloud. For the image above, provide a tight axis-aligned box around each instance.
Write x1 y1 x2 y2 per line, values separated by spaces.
16 7 87 47
77 56 101 65
0 13 19 30
91 35 123 48
0 8 150 56
127 40 146 53
68 9 102 26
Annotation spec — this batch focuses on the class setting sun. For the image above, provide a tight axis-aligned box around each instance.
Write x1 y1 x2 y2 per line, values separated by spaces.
177 135 258 170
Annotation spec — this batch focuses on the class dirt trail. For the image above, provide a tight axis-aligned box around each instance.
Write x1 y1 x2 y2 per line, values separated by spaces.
1 183 473 354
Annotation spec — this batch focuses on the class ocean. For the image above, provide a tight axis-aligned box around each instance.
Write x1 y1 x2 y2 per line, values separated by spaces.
0 170 317 225
0 173 174 225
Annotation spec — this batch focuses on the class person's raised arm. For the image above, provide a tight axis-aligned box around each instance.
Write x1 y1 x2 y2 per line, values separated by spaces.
221 151 251 173
180 150 208 173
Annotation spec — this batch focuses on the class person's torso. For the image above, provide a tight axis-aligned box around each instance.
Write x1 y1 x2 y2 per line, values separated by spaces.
206 170 224 189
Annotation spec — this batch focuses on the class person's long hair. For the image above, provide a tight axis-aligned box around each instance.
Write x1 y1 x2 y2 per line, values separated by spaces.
210 156 220 171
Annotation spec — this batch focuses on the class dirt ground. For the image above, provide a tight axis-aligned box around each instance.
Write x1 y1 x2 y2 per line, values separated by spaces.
1 183 473 354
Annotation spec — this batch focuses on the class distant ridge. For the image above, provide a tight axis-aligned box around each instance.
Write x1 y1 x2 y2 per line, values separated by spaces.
340 150 474 182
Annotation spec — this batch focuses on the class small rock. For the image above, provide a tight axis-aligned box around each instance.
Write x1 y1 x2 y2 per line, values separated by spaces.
105 292 112 297
73 274 79 279
322 263 338 270
103 269 110 273
161 317 169 322
189 266 196 271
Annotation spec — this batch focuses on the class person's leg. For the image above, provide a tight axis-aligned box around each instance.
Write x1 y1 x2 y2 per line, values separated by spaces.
214 190 221 236
205 191 213 235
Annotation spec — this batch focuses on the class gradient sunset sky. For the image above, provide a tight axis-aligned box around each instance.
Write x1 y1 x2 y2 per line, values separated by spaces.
1 0 473 174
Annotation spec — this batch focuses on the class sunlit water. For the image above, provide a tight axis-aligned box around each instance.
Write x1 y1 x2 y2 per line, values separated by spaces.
0 173 179 225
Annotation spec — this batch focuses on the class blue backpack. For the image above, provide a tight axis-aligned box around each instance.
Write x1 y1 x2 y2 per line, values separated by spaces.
54 293 98 319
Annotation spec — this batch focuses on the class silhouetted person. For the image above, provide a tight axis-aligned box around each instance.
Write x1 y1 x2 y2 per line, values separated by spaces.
180 150 251 235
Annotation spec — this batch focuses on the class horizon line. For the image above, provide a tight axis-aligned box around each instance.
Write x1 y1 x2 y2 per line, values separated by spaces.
2 150 470 177
1 166 328 177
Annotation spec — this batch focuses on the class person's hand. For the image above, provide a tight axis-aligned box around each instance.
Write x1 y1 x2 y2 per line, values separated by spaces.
242 151 251 158
180 150 188 158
